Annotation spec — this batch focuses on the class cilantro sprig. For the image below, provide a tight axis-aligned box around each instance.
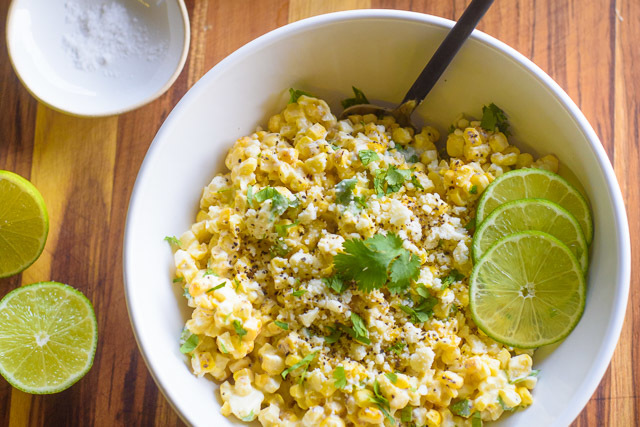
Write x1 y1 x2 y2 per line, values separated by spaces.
281 351 318 384
399 284 438 323
358 149 380 166
179 331 198 354
333 366 347 389
370 379 396 425
440 269 465 289
341 86 370 109
374 166 416 196
480 103 510 136
254 187 299 217
289 88 313 104
333 232 420 294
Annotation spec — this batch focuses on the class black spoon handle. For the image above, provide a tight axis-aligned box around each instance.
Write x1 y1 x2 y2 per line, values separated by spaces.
401 0 495 105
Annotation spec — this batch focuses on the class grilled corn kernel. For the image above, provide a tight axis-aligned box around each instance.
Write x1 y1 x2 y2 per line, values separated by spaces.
392 127 413 145
463 127 485 146
354 389 374 407
516 153 534 168
446 134 465 158
488 132 509 152
491 152 518 166
499 388 522 408
425 409 442 427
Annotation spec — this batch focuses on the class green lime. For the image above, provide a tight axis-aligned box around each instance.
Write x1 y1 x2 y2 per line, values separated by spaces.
0 170 49 278
476 169 593 244
470 231 586 348
472 198 588 272
0 282 98 394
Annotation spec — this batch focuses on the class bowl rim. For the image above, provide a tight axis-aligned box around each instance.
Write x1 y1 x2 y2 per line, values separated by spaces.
5 0 191 117
123 8 631 426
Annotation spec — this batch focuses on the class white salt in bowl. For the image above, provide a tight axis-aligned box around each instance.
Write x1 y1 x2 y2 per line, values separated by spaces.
124 9 630 427
5 0 189 117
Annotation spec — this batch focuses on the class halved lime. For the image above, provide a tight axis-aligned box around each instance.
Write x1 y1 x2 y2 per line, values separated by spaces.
0 282 98 394
476 169 593 244
470 231 586 348
0 170 49 278
472 198 588 272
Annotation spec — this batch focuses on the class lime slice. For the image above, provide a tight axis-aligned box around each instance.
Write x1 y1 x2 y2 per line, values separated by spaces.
0 170 49 278
470 231 586 348
472 198 589 272
0 282 98 394
476 169 593 244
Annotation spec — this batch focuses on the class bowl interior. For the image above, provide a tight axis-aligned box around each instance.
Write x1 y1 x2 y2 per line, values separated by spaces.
124 11 628 427
6 0 188 116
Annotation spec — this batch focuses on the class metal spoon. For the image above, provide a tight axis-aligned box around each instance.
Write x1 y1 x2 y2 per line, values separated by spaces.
340 0 494 128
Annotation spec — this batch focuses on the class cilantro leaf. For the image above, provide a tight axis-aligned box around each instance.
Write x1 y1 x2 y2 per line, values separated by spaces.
233 320 247 337
292 289 307 297
472 412 483 427
388 341 406 355
398 304 430 323
206 282 226 293
388 251 420 294
450 399 472 417
179 333 198 354
448 124 457 134
281 351 318 379
324 325 343 344
385 372 398 384
369 380 395 424
289 88 313 104
270 238 290 257
470 185 478 194
254 187 297 217
410 175 424 190
275 220 299 237
441 269 465 289
274 320 289 330
335 178 358 205
341 86 370 109
465 217 476 231
350 313 369 343
172 277 183 283
510 369 540 384
333 366 347 389
322 276 349 294
164 236 180 247
373 166 414 196
480 103 510 136
401 406 412 423
182 286 191 299
498 395 517 412
358 149 380 166
246 185 254 208
204 268 216 276
218 341 229 354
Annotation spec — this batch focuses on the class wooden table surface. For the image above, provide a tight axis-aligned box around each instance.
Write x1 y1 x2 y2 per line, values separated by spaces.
1 0 638 425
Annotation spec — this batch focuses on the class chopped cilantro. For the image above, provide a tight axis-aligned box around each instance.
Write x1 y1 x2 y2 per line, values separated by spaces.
498 395 517 412
330 143 340 151
401 406 412 423
232 320 247 337
164 236 180 247
465 217 476 231
374 165 414 196
216 187 232 193
241 410 255 422
292 289 307 297
450 399 472 417
172 277 183 283
469 185 478 194
350 313 369 343
335 178 358 205
204 268 216 276
354 195 368 210
333 232 420 293
275 220 299 237
270 238 290 257
219 341 229 354
341 86 370 109
385 372 398 384
246 185 254 208
441 269 465 289
322 276 349 294
281 351 318 380
410 175 424 190
333 366 347 389
480 103 510 136
182 286 191 299
233 278 241 290
388 341 406 355
324 325 343 344
254 186 297 217
274 320 289 330
510 369 540 384
448 124 457 134
179 333 198 354
206 283 226 293
370 380 395 425
398 304 431 323
358 149 380 166
289 88 312 104
472 411 483 427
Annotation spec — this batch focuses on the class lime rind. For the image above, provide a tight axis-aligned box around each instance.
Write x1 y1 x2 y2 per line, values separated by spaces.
469 231 586 349
475 168 593 245
0 281 98 394
0 170 49 278
472 198 589 272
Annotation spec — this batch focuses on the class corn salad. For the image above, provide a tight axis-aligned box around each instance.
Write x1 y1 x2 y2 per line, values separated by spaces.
171 94 556 426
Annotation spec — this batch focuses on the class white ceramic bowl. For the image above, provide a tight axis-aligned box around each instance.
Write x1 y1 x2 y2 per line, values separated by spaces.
124 10 630 426
6 0 189 117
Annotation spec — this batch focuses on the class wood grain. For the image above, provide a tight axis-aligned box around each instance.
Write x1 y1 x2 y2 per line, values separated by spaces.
0 0 638 425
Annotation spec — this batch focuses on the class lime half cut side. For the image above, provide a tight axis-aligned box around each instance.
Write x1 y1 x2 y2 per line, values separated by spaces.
0 170 49 278
0 282 98 394
472 198 589 272
470 231 586 348
475 169 593 244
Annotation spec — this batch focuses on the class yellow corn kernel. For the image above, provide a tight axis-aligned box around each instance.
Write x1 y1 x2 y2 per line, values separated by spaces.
446 134 465 157
283 103 305 122
488 132 509 152
464 356 491 382
302 406 325 426
320 415 346 427
516 153 534 168
415 128 438 149
448 188 467 207
463 127 485 146
439 370 464 389
268 114 284 133
304 153 328 174
508 354 533 379
421 149 438 164
497 349 511 368
306 123 327 140
470 173 491 193
464 143 491 162
517 386 534 406
290 383 305 399
362 113 378 124
392 127 413 145
358 407 383 424
354 389 374 407
425 409 442 427
285 354 302 367
502 145 521 155
220 401 232 416
254 373 281 394
499 388 522 409
491 152 518 166
533 154 559 173
228 357 250 373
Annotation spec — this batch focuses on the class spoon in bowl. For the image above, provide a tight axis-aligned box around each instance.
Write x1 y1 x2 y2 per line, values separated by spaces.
340 0 495 128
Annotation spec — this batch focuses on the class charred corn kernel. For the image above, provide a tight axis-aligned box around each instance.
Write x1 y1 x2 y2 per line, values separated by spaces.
358 407 383 424
488 132 509 152
305 153 328 174
464 356 491 381
306 123 327 140
425 409 442 427
440 371 464 389
354 389 374 407
499 388 522 408
516 153 534 168
320 415 346 427
533 154 559 173
392 127 413 145
517 386 534 406
491 152 518 166
446 134 465 157
463 127 485 146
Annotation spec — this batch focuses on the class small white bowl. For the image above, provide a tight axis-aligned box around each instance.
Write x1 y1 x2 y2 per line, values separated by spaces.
124 10 630 426
6 0 190 117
